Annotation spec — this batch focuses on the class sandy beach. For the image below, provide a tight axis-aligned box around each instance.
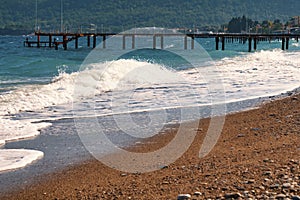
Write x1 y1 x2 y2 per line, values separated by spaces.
1 92 300 199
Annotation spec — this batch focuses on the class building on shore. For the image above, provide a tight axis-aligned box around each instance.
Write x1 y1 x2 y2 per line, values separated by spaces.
290 16 300 27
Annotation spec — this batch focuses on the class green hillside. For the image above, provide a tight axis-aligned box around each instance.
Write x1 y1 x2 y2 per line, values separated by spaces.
1 0 300 34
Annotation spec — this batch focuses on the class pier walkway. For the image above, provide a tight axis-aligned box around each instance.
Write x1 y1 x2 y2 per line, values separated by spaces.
24 32 300 52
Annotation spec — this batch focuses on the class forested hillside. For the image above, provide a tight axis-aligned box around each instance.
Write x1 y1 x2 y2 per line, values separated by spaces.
1 0 300 34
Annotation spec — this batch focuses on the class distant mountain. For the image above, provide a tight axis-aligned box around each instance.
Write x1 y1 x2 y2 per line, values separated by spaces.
1 0 300 34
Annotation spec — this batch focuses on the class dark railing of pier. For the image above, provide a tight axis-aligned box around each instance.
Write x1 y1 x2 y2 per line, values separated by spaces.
24 32 300 52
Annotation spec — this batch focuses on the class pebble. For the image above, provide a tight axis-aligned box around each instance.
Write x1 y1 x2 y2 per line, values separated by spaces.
177 194 191 200
263 171 272 176
243 191 249 195
282 183 291 188
275 194 286 199
247 179 255 184
259 185 265 190
160 165 168 169
194 191 201 196
270 184 280 189
224 192 242 199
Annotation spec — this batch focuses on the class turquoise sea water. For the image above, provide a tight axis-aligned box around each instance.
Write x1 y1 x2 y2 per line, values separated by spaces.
1 35 299 91
1 35 300 92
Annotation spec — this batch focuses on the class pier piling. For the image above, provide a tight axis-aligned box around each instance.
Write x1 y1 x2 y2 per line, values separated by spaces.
132 35 135 49
49 35 52 48
103 35 106 48
93 35 96 48
221 37 225 51
191 36 194 49
282 37 285 50
75 36 78 49
215 37 219 50
248 37 252 52
63 35 67 50
37 35 40 48
87 36 90 47
153 35 156 49
123 35 126 49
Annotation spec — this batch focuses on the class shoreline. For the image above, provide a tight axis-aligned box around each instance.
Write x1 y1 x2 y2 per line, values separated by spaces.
1 91 300 199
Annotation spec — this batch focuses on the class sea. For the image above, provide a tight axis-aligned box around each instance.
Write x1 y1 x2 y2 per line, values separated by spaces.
0 28 300 190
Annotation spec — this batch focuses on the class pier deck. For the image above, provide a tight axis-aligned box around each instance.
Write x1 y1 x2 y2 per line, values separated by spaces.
24 32 300 52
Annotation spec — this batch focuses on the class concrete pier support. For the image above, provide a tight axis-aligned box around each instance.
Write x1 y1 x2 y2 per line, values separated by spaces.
123 35 126 49
132 35 135 49
54 38 58 50
215 37 219 50
49 35 52 48
282 37 285 50
75 37 78 49
37 35 40 48
254 37 257 51
184 36 187 50
221 37 225 51
103 35 106 48
87 36 90 47
191 36 194 49
93 35 96 48
63 35 67 50
153 35 156 49
286 37 289 50
248 37 252 52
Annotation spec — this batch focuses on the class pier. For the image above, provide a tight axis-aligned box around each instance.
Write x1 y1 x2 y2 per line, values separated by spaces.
24 32 300 52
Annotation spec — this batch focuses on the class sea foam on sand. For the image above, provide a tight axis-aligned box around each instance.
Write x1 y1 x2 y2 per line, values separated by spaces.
0 119 50 173
0 149 44 173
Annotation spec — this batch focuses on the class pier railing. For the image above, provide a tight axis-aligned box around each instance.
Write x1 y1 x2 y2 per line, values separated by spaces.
24 32 300 52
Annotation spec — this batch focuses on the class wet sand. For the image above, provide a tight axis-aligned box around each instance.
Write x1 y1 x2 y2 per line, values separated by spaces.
1 93 300 199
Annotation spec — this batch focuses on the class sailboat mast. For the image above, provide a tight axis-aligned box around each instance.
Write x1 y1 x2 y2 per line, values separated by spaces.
35 0 38 31
61 0 63 32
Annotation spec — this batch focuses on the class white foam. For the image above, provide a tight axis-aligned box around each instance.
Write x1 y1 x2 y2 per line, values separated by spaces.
180 49 300 103
0 149 44 173
0 59 177 116
74 59 179 97
0 119 51 143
